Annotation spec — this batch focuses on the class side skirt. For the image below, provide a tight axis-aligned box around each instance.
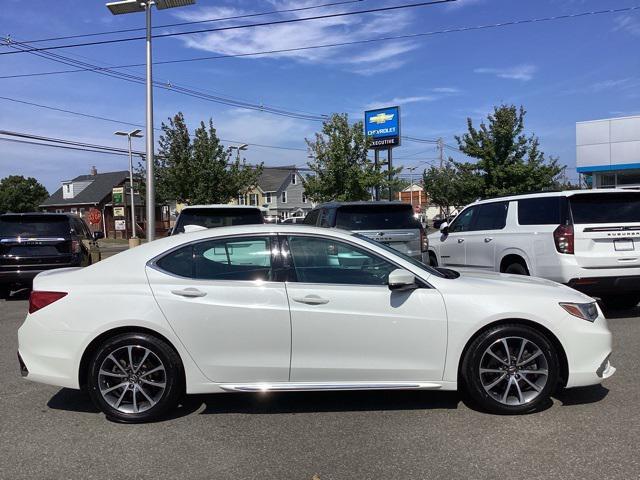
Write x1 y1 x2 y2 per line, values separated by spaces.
218 381 443 393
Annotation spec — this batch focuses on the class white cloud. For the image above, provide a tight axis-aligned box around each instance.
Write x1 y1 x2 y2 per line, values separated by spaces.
364 87 461 110
474 64 537 81
172 2 418 75
614 15 640 36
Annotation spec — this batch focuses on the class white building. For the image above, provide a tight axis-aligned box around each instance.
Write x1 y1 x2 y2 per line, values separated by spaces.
576 115 640 188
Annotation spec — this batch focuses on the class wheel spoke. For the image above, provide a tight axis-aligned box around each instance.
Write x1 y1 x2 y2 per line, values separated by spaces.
132 385 138 413
501 338 511 362
140 378 166 388
140 365 165 378
501 377 513 403
107 354 127 374
486 349 508 366
516 338 527 364
513 377 525 404
113 387 128 408
519 374 542 392
520 369 548 376
137 384 156 406
517 349 542 367
99 369 127 378
134 349 150 374
101 382 128 394
127 346 134 370
480 368 504 374
485 373 508 390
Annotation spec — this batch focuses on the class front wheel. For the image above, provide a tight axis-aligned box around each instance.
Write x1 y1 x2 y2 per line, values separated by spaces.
461 324 559 414
87 333 184 423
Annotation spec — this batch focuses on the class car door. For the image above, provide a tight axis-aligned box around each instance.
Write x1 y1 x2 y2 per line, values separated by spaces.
282 234 448 382
436 206 477 267
464 202 509 270
146 234 291 383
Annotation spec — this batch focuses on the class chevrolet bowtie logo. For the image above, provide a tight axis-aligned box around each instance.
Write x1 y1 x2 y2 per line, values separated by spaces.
369 113 394 124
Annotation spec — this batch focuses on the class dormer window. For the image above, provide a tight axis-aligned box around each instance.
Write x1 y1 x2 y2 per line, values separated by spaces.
291 173 297 185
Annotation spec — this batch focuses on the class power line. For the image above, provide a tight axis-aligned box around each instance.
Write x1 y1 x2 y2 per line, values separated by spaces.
3 5 638 80
3 40 327 122
0 0 457 55
16 0 365 44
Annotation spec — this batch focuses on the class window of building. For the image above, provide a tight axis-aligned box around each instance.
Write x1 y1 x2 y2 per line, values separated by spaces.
287 236 396 285
291 173 297 185
302 194 307 204
281 191 287 203
598 174 616 188
70 208 78 215
265 192 272 203
237 195 246 205
249 193 258 206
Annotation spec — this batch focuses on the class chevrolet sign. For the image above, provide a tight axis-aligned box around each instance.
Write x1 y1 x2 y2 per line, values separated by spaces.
364 106 400 149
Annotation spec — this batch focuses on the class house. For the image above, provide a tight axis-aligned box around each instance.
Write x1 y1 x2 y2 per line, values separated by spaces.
39 167 168 239
398 183 441 223
233 166 313 219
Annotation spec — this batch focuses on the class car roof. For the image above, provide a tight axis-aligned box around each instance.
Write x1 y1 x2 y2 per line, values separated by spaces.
0 212 74 219
313 201 411 209
180 204 267 211
469 188 640 206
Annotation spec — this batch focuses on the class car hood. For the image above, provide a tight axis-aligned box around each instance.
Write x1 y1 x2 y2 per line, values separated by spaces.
431 269 594 304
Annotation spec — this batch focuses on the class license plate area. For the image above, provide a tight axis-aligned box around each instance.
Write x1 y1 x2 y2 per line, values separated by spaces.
614 239 635 251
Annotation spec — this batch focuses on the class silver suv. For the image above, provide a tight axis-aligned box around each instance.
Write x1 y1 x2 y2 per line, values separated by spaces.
303 201 428 263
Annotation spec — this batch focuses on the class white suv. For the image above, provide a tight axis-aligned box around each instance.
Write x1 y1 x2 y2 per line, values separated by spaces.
428 189 640 308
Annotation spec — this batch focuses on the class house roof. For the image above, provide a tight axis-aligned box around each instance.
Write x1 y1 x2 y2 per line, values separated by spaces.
40 170 130 207
257 166 297 192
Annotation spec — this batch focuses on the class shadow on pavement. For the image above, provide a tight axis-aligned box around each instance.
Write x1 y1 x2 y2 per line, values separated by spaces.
48 388 100 413
554 385 609 406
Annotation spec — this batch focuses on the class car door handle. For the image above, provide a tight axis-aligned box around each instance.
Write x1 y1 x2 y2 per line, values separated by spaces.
484 237 493 243
292 295 330 305
171 288 207 298
457 238 465 244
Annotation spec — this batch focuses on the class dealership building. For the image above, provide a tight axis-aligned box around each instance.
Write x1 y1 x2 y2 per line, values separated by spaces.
576 115 640 188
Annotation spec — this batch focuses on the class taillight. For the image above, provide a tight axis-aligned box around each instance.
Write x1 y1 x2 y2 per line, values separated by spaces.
71 240 81 254
420 229 428 252
29 291 67 314
554 224 574 254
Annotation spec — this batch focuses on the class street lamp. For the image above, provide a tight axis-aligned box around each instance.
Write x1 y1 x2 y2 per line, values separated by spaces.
229 143 249 161
106 0 195 241
114 129 143 240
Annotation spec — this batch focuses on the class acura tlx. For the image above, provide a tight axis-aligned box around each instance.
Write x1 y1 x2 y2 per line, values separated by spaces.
18 225 615 422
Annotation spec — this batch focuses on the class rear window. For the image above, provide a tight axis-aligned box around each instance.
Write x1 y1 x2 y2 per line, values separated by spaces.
569 193 640 224
517 197 566 225
0 216 70 237
336 205 419 230
174 208 263 234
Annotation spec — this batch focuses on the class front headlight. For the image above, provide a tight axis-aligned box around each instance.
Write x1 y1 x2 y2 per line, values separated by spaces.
559 302 599 322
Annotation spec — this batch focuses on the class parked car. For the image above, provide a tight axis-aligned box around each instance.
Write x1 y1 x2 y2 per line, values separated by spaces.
169 205 264 235
1 213 102 297
304 201 428 263
428 189 640 308
19 224 614 422
433 214 456 230
281 216 305 224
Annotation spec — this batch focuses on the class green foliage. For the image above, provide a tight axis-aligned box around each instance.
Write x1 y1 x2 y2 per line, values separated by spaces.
304 113 401 202
453 104 565 198
0 175 49 214
137 112 263 205
422 161 476 214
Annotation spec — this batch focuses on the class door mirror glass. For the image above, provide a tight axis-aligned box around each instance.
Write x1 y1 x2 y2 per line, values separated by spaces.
388 268 417 291
92 231 104 240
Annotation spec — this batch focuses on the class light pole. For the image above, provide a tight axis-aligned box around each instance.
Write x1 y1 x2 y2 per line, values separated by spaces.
114 129 143 240
229 143 249 161
106 0 195 241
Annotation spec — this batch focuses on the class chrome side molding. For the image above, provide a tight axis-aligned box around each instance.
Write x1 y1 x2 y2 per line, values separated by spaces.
218 381 442 392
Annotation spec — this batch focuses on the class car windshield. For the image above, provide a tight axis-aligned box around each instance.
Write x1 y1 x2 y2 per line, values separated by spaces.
0 216 70 237
336 205 420 230
174 208 264 233
569 193 640 224
353 233 447 279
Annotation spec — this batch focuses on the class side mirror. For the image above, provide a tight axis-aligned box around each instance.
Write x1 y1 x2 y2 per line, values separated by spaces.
166 227 173 236
439 222 449 234
92 231 104 240
388 268 417 292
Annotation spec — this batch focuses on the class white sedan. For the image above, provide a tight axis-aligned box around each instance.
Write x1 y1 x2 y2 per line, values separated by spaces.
18 225 615 422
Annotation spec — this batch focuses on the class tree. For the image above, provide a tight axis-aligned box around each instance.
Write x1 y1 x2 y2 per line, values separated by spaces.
304 113 401 202
137 112 263 205
422 161 477 215
454 105 565 198
0 175 49 214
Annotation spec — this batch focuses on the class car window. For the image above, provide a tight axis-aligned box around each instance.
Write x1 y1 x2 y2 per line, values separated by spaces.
174 208 263 234
0 215 70 237
517 197 565 225
448 206 477 233
155 236 273 281
569 193 640 224
471 202 509 231
287 236 396 285
303 209 319 225
335 205 419 230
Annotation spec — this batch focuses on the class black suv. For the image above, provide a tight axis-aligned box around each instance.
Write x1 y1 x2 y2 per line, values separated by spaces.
303 201 428 263
0 213 103 296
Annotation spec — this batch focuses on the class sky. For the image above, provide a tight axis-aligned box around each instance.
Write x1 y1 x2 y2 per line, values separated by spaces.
1 0 639 192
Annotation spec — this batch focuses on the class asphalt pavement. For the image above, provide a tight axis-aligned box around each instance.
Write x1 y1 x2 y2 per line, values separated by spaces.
1 294 639 480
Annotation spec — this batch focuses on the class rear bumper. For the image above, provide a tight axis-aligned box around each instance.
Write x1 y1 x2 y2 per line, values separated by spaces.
0 260 82 285
567 275 640 296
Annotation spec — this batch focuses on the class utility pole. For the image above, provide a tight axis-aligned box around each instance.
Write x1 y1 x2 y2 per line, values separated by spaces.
387 148 393 201
374 150 380 201
437 137 444 168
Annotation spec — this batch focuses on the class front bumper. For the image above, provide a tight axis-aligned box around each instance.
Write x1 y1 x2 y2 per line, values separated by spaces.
567 275 640 296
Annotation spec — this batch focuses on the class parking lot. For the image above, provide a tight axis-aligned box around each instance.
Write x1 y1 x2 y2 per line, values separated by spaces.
0 295 638 480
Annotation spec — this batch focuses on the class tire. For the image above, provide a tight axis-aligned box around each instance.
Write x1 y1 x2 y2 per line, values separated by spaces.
600 294 640 310
429 252 438 267
504 262 529 276
87 332 184 423
461 324 559 414
0 285 9 299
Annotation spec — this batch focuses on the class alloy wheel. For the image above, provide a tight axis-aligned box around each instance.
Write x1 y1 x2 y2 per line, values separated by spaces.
479 336 549 406
97 345 167 414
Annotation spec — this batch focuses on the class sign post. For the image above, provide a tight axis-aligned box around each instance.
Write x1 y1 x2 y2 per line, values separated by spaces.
364 106 400 201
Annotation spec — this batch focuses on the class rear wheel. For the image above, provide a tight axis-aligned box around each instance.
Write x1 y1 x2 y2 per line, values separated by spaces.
600 294 640 310
461 324 559 414
87 333 184 423
504 262 529 276
0 285 9 299
428 252 438 267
